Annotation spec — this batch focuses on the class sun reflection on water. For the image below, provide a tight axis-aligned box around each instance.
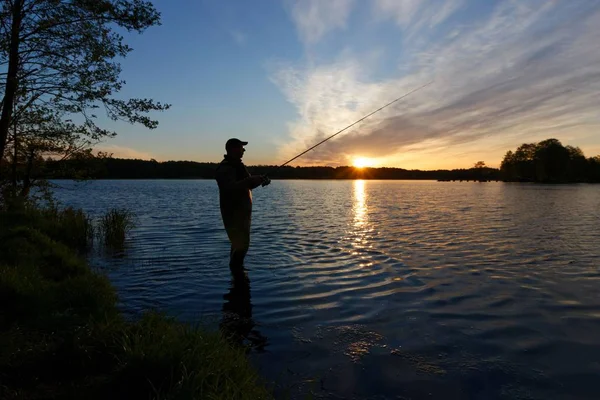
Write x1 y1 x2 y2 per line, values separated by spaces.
352 180 373 251
353 180 367 228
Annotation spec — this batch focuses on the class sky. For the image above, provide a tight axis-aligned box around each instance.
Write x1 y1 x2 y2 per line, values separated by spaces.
98 0 600 169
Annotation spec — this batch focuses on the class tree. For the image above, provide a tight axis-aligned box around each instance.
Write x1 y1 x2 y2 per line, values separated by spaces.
514 143 537 161
511 143 537 181
588 155 600 183
474 161 486 169
0 0 170 180
4 100 104 197
500 139 598 183
500 150 515 180
566 145 587 182
534 138 570 182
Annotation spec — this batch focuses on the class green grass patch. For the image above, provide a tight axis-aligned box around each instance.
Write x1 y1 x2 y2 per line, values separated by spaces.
97 208 136 249
0 206 273 400
1 202 95 253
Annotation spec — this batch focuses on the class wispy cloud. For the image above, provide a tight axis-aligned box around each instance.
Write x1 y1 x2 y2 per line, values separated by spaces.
288 0 355 45
230 30 247 46
95 144 158 160
274 1 600 167
374 0 465 36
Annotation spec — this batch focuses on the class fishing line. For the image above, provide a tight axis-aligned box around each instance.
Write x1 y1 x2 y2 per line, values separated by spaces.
264 80 434 181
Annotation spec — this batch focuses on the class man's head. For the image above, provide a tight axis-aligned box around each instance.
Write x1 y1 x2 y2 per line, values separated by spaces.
225 138 248 159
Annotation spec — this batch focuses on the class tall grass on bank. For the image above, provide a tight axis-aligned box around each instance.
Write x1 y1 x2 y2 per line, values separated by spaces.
3 202 138 251
97 208 136 249
1 202 95 253
42 206 96 252
0 206 273 400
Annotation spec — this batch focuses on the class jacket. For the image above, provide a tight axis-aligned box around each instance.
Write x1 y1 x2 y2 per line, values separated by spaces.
215 156 259 220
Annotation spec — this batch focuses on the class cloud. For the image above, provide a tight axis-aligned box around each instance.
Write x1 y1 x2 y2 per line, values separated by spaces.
230 30 247 45
288 0 355 45
273 1 600 167
94 144 158 160
374 0 464 36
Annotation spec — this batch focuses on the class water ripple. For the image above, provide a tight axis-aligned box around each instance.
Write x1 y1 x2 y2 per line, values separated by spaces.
53 179 600 399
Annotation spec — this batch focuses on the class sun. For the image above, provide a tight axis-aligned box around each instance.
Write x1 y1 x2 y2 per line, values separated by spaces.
353 157 376 168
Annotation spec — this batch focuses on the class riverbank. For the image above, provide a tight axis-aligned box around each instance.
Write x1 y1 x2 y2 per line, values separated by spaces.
0 204 272 399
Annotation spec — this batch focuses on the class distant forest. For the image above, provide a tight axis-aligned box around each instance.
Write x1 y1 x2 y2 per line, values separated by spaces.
42 158 500 181
34 138 600 183
500 139 600 183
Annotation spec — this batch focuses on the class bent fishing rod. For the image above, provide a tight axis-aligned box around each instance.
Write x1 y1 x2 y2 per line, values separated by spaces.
261 80 433 184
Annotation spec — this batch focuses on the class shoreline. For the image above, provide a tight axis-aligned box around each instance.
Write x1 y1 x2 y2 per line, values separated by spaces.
46 177 599 184
0 204 273 399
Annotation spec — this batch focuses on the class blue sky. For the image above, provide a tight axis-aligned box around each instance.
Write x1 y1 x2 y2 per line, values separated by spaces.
99 0 600 169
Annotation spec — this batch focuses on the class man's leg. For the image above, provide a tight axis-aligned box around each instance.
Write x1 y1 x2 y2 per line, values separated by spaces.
227 217 250 270
230 246 247 270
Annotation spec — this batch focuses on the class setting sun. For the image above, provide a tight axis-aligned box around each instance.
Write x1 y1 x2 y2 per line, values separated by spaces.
353 157 376 168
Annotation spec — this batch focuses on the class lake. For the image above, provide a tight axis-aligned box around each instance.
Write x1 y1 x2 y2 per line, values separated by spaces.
52 179 600 399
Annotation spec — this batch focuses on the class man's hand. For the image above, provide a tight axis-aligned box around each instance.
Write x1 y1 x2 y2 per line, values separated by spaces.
250 175 264 187
261 175 271 186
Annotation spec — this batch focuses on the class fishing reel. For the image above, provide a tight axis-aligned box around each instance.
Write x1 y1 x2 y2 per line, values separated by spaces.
261 175 271 187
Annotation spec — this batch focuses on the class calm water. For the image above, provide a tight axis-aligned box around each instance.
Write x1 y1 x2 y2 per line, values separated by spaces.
52 180 600 399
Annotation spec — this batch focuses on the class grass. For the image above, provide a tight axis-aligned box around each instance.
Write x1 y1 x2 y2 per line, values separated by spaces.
0 204 273 400
97 208 136 249
1 202 95 253
2 201 137 253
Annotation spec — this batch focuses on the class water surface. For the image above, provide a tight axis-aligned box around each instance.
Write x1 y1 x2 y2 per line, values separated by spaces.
53 180 600 399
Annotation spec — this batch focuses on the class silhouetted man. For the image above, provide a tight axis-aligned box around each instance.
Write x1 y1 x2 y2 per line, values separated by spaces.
215 138 270 269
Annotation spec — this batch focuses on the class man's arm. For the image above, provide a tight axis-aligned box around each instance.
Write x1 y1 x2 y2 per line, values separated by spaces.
216 165 263 192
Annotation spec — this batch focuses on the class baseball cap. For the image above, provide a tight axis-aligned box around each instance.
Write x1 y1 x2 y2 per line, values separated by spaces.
225 138 248 150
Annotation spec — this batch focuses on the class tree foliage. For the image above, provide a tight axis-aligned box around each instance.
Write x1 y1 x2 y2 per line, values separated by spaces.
0 0 170 198
500 138 600 183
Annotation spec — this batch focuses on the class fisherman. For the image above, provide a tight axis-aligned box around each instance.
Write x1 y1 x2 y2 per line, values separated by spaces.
215 138 270 269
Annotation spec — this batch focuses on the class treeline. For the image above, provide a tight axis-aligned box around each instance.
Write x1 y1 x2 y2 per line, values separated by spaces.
42 157 501 181
500 139 600 183
27 138 600 183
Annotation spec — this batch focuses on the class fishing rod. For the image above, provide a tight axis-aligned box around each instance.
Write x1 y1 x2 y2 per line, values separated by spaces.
261 80 433 185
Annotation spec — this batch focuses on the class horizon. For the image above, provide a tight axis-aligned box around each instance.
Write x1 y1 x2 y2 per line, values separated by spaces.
94 1 600 170
81 155 501 171
89 136 599 171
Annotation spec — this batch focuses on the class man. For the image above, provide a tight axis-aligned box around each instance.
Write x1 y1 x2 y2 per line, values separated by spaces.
215 138 270 269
